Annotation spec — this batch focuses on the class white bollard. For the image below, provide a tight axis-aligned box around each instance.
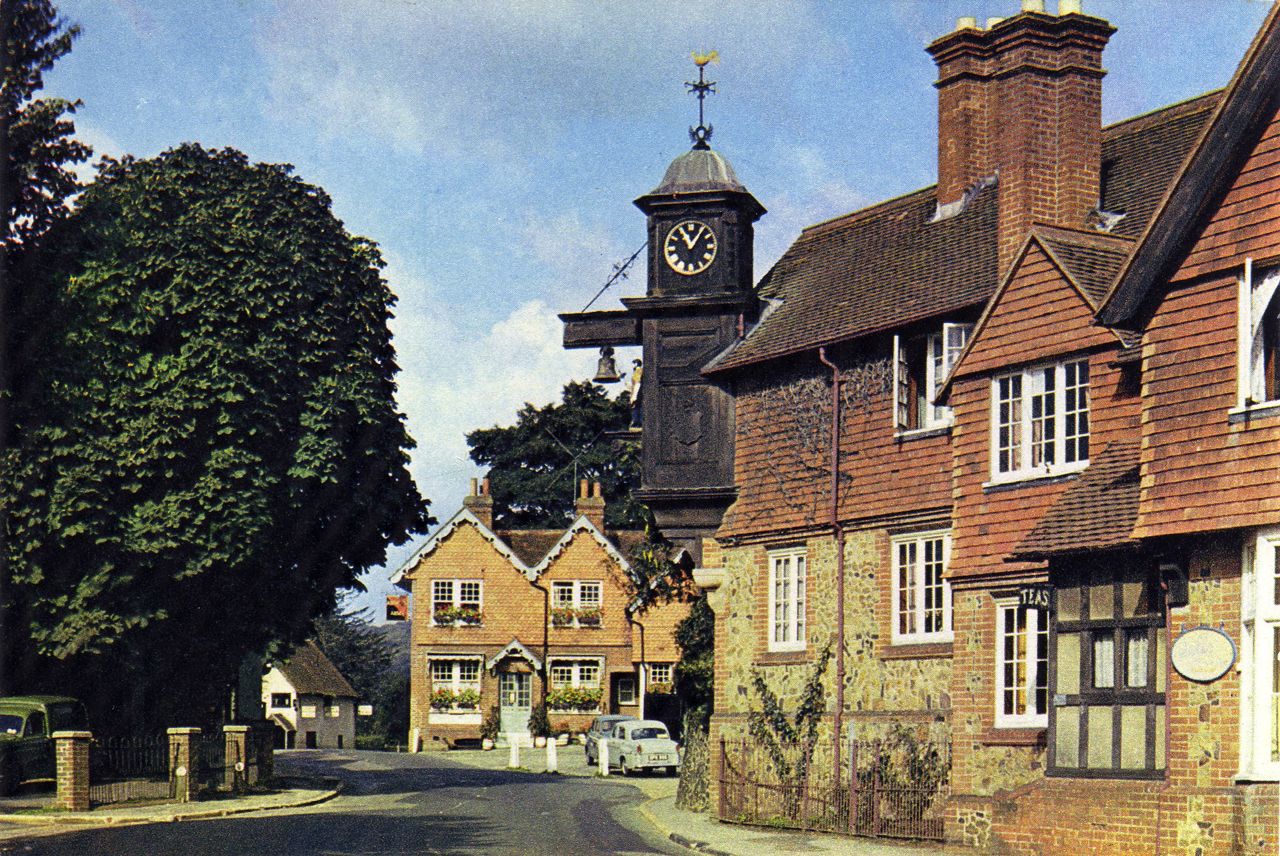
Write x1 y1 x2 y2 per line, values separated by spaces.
599 737 609 776
546 737 558 773
508 740 520 769
411 728 422 753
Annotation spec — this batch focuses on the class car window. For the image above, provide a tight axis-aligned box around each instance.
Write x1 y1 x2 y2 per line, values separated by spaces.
613 726 624 739
633 727 667 740
0 714 22 735
24 712 45 737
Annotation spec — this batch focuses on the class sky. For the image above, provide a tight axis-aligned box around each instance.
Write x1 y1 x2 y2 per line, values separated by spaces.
43 0 1273 620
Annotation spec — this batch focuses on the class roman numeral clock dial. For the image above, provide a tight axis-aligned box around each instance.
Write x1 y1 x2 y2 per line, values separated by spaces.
663 219 717 275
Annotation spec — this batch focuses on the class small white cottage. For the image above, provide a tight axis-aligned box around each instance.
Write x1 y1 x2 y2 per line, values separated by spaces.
262 640 358 749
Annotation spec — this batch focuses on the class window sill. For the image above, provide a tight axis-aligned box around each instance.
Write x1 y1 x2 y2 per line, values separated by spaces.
983 465 1087 493
756 649 809 666
981 726 1045 746
894 425 952 442
1228 401 1280 424
880 642 953 660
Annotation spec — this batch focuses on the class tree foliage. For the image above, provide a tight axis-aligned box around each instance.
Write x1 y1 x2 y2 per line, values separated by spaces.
466 380 643 529
4 144 429 730
312 606 407 740
747 643 832 813
2 0 91 253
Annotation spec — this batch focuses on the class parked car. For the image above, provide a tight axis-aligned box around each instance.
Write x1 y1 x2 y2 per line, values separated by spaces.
583 714 636 766
0 696 89 795
607 719 680 776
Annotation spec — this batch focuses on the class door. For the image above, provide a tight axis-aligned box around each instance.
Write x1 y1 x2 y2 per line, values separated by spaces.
499 672 531 735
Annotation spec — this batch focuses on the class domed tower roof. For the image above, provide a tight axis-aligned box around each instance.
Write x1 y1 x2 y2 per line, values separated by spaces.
649 147 747 196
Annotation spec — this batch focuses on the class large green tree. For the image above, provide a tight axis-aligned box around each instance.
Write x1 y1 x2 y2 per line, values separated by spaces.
466 380 643 529
6 144 429 730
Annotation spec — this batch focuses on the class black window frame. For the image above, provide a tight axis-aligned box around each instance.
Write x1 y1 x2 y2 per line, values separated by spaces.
1047 556 1166 780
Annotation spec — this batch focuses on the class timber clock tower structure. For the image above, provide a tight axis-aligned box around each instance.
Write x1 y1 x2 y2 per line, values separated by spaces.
560 54 765 564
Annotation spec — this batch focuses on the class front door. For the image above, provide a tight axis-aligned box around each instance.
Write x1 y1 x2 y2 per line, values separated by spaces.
499 672 531 736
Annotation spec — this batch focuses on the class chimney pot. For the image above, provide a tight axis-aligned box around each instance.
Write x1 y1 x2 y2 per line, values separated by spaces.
1021 0 1045 11
956 16 977 30
481 477 490 496
1059 0 1081 13
469 477 478 497
986 16 1005 28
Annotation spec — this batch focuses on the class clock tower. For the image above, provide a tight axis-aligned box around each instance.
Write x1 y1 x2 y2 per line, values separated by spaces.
561 56 765 564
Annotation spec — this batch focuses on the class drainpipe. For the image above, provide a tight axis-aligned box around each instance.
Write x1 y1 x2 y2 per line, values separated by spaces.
817 347 846 790
531 580 550 709
1153 572 1174 856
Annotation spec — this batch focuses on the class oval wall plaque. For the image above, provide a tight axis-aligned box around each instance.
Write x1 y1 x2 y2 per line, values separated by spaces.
1170 626 1236 683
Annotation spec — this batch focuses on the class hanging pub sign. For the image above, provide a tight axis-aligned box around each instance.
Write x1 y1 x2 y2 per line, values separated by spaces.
1018 584 1052 611
1170 625 1236 683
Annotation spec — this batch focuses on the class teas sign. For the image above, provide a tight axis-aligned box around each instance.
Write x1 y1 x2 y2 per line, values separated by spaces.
1019 584 1052 611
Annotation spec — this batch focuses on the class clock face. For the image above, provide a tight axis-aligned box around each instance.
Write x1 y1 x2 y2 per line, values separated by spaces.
663 220 717 275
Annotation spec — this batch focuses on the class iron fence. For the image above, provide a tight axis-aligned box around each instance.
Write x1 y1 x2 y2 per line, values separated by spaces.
718 736 948 842
88 736 172 805
197 732 227 792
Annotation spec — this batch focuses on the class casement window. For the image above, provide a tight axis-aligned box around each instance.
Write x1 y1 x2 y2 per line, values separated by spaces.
429 658 482 692
1240 528 1280 780
648 663 673 685
300 704 317 719
768 548 807 652
327 703 341 719
1049 563 1166 779
1237 262 1280 408
995 601 1048 728
270 693 292 709
991 359 1090 482
891 532 952 643
551 581 601 609
431 579 482 624
894 322 973 432
548 659 601 688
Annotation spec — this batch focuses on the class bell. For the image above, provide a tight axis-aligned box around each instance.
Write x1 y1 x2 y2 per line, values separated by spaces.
593 346 621 383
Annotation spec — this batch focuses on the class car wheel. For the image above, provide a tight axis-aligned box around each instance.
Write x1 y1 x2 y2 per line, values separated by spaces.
619 756 629 776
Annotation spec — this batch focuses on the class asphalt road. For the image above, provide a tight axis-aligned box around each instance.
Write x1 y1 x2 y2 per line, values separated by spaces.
1 750 685 856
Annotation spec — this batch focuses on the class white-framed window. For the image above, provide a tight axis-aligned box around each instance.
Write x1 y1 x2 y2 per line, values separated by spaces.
891 531 952 644
429 658 482 692
550 580 603 626
1241 527 1280 780
431 578 482 624
616 675 637 705
270 693 292 709
547 659 601 688
995 600 1049 728
990 359 1089 482
300 704 317 719
648 663 673 685
327 702 341 718
768 548 807 652
894 322 973 432
1237 261 1280 408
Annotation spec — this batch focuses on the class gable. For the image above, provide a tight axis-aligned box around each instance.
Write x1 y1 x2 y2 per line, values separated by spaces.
952 240 1117 381
390 507 525 586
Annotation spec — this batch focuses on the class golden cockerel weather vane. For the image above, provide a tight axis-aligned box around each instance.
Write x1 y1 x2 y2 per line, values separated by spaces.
686 50 719 150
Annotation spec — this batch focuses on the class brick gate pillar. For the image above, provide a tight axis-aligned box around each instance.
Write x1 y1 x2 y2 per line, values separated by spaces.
223 725 251 790
167 727 201 803
53 730 92 811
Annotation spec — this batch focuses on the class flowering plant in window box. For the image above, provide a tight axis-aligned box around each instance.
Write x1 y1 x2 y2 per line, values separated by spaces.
550 607 576 627
647 681 674 695
453 688 481 709
546 687 603 711
575 608 602 627
430 688 455 710
434 606 482 626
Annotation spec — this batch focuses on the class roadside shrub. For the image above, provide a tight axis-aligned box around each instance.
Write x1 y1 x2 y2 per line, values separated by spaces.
528 702 552 738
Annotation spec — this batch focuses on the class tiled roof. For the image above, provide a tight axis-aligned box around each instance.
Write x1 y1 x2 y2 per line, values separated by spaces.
709 93 1219 374
497 528 644 567
1012 440 1140 560
1034 227 1133 305
277 640 357 698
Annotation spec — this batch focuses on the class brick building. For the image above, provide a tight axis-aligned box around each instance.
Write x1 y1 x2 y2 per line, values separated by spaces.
391 479 689 750
559 1 1280 852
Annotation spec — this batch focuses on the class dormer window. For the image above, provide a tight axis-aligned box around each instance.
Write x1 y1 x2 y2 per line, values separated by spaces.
1237 263 1280 408
894 323 973 433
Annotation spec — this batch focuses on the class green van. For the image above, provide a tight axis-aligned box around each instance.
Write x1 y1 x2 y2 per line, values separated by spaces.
0 696 89 795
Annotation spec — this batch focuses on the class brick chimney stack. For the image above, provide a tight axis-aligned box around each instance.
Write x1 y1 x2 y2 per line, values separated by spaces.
575 479 606 530
928 1 1114 270
463 477 493 529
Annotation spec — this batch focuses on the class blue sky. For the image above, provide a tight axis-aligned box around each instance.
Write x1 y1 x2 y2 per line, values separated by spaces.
44 0 1272 618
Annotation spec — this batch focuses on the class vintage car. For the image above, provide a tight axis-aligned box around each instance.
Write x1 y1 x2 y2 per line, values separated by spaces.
607 718 680 776
583 714 636 766
0 696 89 795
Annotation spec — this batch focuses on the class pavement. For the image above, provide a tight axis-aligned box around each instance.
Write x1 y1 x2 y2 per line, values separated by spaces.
0 745 949 855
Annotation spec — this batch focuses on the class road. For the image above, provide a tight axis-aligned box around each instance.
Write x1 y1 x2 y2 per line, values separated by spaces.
0 749 686 856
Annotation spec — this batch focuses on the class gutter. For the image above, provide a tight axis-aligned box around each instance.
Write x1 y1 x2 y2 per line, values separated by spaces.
817 347 846 789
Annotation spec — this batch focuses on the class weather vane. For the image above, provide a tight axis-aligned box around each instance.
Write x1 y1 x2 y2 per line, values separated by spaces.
686 50 719 150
